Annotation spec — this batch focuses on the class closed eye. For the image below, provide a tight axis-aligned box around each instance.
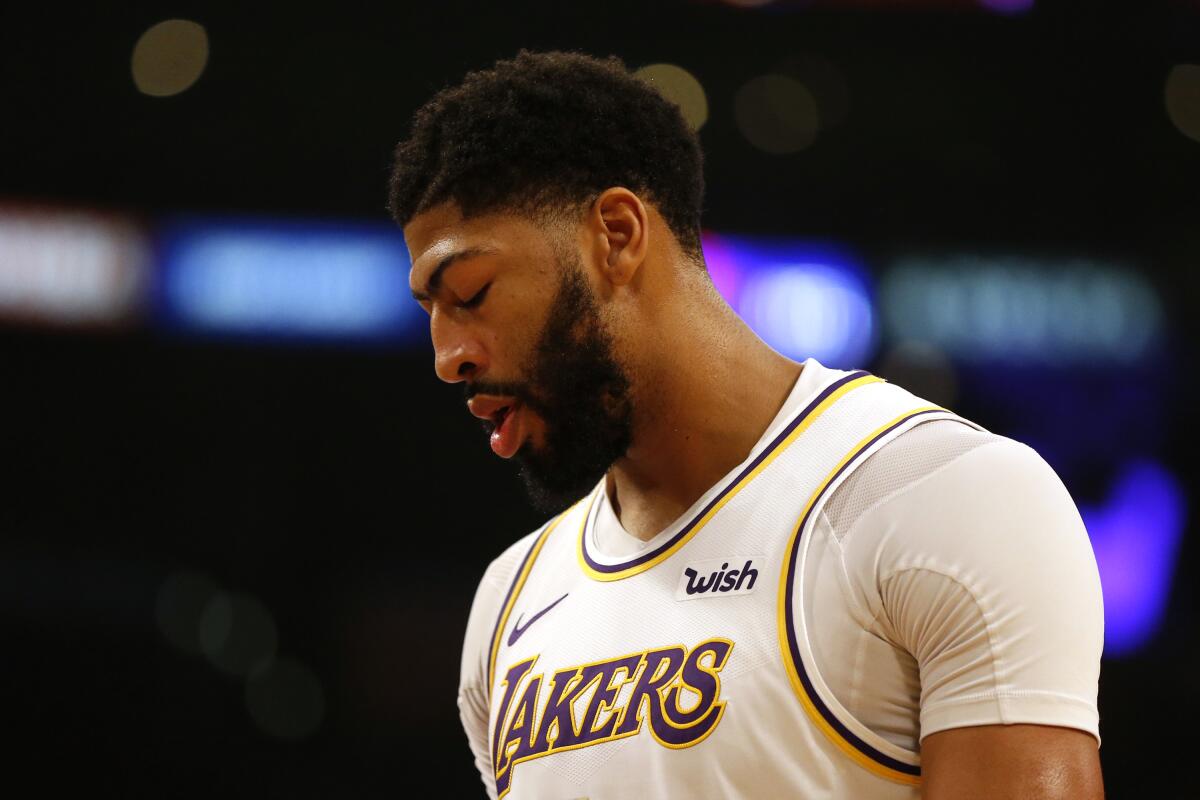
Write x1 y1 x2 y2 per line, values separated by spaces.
461 282 491 309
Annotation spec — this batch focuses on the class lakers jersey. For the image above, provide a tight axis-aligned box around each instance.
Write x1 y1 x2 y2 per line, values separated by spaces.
476 367 975 798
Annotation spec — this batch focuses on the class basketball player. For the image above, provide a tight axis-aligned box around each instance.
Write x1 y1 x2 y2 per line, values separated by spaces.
388 51 1104 799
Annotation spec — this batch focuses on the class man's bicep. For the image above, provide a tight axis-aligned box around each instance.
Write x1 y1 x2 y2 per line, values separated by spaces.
921 723 1103 799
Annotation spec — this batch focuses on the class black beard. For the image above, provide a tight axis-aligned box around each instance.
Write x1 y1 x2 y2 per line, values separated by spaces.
470 258 633 516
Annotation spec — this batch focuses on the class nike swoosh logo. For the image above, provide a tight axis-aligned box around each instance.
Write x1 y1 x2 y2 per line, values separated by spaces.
508 592 569 646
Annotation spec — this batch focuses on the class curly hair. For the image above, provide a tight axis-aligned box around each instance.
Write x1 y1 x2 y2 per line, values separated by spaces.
387 50 705 258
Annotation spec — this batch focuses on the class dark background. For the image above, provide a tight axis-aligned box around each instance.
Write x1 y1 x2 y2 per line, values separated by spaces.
2 1 1196 797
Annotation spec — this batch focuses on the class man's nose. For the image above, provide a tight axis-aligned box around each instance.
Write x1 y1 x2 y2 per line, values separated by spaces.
431 308 485 383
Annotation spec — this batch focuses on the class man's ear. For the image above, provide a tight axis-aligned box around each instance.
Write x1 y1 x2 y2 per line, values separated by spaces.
591 187 648 287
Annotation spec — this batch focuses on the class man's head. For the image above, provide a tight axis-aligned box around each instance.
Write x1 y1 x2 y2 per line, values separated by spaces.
389 50 707 515
387 50 704 257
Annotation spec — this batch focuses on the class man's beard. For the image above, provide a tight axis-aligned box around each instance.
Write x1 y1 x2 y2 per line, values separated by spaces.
468 255 634 516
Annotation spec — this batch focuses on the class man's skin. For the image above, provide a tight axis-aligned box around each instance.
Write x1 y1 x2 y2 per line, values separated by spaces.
921 725 1103 799
404 188 1104 798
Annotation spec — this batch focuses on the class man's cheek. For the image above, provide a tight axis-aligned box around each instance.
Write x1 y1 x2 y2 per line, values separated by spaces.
524 408 550 450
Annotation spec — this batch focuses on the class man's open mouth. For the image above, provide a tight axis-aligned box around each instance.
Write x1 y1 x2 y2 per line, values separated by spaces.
466 393 526 458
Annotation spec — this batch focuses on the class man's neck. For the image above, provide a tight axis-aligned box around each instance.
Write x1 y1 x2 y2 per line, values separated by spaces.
606 297 804 541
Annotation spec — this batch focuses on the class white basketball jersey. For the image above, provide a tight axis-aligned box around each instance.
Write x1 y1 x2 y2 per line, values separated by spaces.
483 369 978 798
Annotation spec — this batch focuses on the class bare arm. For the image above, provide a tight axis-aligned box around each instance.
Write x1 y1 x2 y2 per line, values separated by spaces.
921 724 1103 800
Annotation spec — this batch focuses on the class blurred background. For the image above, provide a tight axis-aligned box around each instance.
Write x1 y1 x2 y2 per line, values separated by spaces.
2 0 1195 796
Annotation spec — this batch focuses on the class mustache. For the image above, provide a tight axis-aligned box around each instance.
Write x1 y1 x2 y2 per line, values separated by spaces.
464 380 551 419
464 379 526 402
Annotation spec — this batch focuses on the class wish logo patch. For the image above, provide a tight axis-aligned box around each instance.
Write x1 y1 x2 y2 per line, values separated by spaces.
675 556 763 601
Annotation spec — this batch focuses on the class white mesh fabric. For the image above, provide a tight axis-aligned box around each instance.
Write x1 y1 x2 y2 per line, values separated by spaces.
806 418 1007 751
823 419 998 542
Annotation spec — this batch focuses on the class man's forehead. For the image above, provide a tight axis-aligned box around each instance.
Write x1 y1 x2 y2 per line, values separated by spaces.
409 234 477 277
405 204 549 279
404 202 472 272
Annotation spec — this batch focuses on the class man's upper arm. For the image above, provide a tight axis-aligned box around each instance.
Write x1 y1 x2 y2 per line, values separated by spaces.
921 724 1103 799
855 433 1104 793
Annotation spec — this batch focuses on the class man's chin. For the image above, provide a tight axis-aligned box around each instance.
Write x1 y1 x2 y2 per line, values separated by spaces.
514 446 605 517
518 473 588 517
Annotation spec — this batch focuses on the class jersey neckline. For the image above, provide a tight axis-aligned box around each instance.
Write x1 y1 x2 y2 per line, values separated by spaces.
577 359 876 581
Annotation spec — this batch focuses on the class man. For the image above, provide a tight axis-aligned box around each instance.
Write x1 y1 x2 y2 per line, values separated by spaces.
388 50 1104 799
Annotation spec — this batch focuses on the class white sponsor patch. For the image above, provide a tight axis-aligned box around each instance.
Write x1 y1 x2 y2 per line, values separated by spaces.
675 556 764 601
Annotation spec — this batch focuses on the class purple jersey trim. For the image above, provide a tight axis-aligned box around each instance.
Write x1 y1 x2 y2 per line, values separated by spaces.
580 370 872 575
486 517 555 696
783 408 945 778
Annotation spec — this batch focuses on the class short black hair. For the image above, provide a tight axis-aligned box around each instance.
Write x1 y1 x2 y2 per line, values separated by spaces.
387 50 705 257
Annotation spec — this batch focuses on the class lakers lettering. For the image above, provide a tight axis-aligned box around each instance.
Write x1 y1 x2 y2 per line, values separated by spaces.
491 638 735 797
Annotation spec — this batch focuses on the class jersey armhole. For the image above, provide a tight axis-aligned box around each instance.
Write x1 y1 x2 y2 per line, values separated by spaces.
777 406 964 785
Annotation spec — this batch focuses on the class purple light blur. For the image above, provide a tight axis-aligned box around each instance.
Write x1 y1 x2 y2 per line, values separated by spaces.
699 231 876 367
1081 460 1186 657
979 0 1035 14
700 231 745 304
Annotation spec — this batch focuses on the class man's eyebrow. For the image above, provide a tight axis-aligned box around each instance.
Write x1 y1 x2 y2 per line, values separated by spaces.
410 246 495 302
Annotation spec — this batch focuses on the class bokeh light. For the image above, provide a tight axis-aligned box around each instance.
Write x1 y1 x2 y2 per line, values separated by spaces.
881 256 1163 365
155 571 221 654
1082 461 1187 657
131 19 209 98
738 265 874 366
0 207 148 324
702 233 875 367
734 74 819 154
876 340 959 409
198 591 279 677
157 218 419 340
978 0 1035 14
1165 64 1200 144
635 63 709 130
774 53 850 131
246 658 326 740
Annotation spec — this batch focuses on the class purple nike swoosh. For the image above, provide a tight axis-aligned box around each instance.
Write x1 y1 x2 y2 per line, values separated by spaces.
508 592 569 646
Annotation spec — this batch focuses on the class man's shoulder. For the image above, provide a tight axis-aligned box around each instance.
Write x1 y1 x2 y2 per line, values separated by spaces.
478 519 557 593
824 415 1054 538
824 413 1094 607
459 518 561 692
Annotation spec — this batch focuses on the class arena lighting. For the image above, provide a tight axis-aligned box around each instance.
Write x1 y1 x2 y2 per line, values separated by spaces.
734 74 820 155
156 216 422 341
198 590 279 677
702 232 875 368
721 0 776 8
1165 64 1200 144
876 340 959 409
156 570 222 655
0 205 149 325
978 0 1034 13
131 19 209 98
706 1 1032 12
158 568 326 741
246 657 326 740
635 63 708 131
880 256 1163 365
1080 460 1187 657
